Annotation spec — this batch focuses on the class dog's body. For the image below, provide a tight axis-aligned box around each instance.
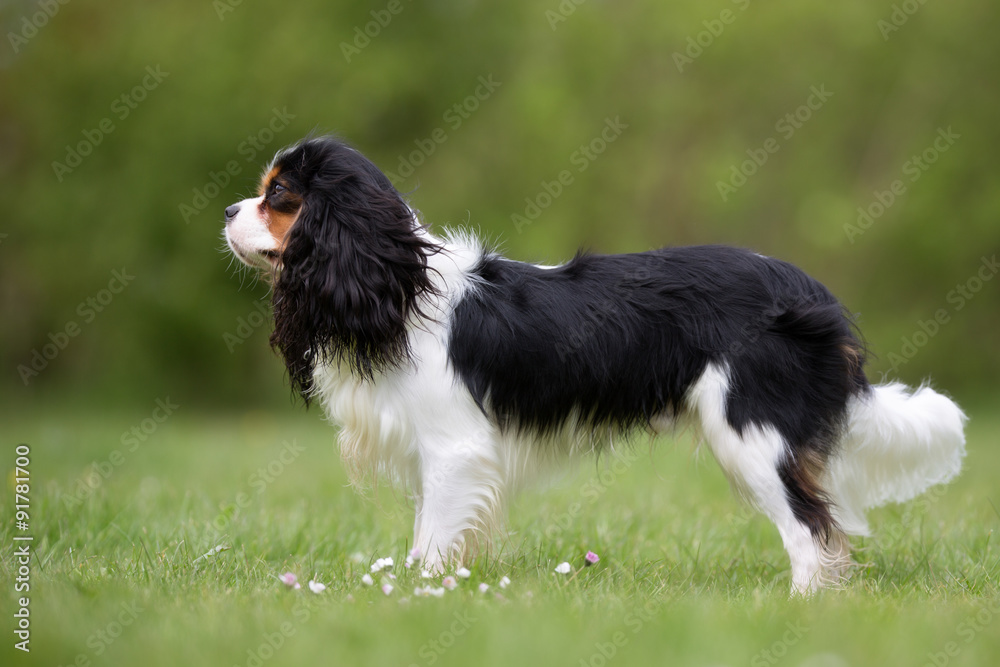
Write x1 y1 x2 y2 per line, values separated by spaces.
224 136 966 593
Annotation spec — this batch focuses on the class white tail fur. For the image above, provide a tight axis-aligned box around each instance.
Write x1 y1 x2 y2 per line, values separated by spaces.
824 383 967 536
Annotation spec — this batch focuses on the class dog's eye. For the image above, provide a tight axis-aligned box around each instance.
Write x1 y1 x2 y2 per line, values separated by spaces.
272 183 286 195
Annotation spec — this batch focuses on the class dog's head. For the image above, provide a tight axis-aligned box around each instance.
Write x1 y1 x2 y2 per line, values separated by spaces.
224 136 438 396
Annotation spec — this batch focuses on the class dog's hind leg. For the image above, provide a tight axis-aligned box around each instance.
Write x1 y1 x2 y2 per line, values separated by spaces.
714 426 830 594
687 363 840 594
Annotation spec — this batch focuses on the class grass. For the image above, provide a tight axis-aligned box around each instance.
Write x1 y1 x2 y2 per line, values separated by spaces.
2 401 998 666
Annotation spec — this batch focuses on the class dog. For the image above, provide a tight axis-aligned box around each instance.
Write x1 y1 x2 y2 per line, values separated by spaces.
223 135 966 593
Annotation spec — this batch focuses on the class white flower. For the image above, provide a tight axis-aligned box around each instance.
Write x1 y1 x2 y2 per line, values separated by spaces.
371 557 392 573
382 583 394 595
405 547 422 569
420 570 433 579
361 574 374 586
456 567 471 579
478 583 490 593
499 576 511 589
415 585 446 598
308 580 326 594
554 562 572 574
442 576 458 590
383 557 394 567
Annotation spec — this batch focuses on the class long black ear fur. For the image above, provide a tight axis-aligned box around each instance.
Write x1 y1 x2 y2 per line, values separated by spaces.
269 138 439 400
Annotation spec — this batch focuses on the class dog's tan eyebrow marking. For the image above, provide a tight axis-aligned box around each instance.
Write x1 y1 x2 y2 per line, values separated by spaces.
258 165 281 197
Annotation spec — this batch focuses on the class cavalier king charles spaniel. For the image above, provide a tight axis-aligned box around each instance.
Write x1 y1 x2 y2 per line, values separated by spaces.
224 135 966 594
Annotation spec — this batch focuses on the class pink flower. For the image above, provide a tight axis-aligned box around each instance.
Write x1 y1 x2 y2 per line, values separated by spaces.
442 576 458 591
585 551 600 566
279 572 298 587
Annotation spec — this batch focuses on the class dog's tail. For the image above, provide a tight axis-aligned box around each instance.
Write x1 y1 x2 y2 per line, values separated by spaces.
824 383 967 535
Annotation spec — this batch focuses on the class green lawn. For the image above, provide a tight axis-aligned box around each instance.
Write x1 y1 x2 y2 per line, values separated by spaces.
2 402 998 666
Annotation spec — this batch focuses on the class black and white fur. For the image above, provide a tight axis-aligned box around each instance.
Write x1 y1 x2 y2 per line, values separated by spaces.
224 136 967 594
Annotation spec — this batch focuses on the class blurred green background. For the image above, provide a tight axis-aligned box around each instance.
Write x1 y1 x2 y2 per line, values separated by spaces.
2 0 999 413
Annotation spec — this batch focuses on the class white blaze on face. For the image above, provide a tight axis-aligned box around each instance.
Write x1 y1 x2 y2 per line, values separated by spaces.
224 195 283 269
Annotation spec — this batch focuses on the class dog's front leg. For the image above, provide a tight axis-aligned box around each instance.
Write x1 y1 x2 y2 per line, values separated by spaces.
411 437 504 573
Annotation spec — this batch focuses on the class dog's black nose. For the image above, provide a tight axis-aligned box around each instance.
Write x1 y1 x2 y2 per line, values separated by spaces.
224 204 240 222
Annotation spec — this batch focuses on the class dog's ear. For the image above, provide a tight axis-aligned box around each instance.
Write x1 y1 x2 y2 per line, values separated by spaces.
270 160 437 400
